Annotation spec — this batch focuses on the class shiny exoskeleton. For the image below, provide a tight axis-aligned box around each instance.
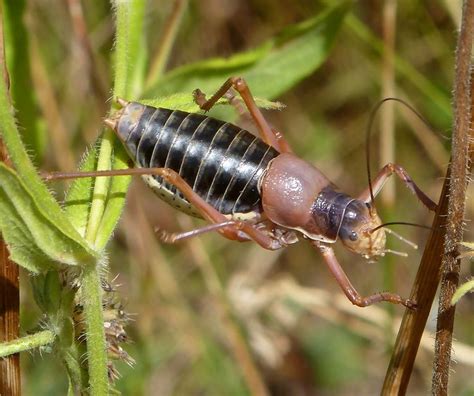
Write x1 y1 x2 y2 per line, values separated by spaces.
103 77 437 308
114 102 279 220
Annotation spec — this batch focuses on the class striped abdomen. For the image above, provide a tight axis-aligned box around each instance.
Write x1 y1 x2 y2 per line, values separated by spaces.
115 102 280 219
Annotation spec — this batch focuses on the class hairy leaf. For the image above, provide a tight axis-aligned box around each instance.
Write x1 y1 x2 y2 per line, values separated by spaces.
0 164 96 273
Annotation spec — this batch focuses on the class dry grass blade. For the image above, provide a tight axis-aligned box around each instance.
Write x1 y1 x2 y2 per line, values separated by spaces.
379 0 397 206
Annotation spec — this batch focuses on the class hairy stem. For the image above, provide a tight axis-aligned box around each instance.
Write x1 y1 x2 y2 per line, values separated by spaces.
381 173 448 394
432 0 474 394
0 330 55 358
81 262 108 395
382 2 474 394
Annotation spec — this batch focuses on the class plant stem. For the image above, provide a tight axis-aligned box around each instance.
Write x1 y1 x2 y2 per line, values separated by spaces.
81 262 108 395
79 2 147 393
145 0 188 88
381 169 448 394
451 278 474 305
0 5 20 394
379 0 396 207
432 1 474 394
0 330 55 358
347 15 451 122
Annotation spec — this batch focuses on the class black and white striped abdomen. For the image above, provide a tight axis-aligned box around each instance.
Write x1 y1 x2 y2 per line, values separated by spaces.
115 102 280 219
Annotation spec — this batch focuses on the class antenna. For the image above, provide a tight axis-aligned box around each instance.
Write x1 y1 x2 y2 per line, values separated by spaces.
365 97 436 210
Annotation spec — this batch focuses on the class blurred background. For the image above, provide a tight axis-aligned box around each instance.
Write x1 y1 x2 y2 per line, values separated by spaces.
14 0 473 395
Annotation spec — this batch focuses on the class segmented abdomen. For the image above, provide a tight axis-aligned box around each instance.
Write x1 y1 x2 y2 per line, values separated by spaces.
115 102 280 218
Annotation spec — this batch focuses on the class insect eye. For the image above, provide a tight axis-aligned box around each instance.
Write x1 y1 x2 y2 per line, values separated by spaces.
365 202 371 209
349 231 358 241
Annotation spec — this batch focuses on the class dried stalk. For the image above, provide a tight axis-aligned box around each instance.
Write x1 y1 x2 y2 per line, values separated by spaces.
382 1 473 394
432 0 474 394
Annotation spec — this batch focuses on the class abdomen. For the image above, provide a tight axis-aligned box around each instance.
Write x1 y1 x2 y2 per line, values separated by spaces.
115 102 280 219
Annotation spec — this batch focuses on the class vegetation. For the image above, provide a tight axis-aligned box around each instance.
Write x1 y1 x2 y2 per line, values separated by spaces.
0 1 472 395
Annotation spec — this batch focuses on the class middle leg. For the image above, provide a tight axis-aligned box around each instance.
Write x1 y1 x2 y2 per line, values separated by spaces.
312 241 416 309
193 76 293 153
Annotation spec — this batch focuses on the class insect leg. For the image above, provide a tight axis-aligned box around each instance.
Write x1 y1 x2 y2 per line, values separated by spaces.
154 168 284 249
358 163 437 211
193 77 293 153
45 167 283 250
312 241 416 309
223 88 294 155
156 220 284 251
156 221 239 243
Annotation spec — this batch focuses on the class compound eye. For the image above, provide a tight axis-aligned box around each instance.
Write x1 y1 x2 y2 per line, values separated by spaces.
365 202 371 209
349 231 358 241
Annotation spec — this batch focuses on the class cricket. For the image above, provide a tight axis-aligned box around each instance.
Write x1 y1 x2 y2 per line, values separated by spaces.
47 76 437 309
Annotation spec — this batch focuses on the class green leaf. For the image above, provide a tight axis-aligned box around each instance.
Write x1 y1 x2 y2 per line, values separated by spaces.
451 279 474 305
140 93 285 113
64 144 99 237
0 188 54 272
0 60 96 263
0 164 97 273
94 139 131 249
144 3 349 100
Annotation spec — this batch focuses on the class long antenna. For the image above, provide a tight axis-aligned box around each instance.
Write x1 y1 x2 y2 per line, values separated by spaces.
370 221 432 233
365 97 436 209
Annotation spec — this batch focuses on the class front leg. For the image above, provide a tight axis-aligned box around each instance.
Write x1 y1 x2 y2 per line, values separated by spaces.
358 163 437 211
311 240 416 309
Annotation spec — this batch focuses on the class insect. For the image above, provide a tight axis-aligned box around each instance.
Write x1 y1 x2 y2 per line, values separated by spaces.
60 77 438 308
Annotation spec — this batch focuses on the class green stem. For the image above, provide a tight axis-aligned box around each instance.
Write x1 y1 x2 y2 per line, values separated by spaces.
113 0 146 99
79 3 146 391
0 330 55 357
85 0 147 246
83 1 127 245
81 262 108 395
451 279 474 305
112 1 130 99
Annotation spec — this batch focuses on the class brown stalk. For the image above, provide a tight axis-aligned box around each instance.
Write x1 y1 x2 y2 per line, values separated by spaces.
432 0 474 394
379 0 397 207
381 167 448 394
145 0 188 87
66 0 108 104
0 3 21 395
382 1 474 394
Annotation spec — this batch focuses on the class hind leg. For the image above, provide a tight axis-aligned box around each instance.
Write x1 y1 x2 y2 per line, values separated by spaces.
44 167 284 250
